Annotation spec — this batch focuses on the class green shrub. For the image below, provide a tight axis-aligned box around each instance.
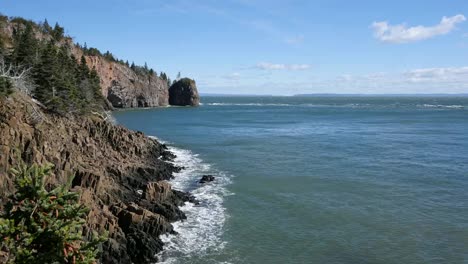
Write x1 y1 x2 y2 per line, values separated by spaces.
0 163 105 264
0 76 13 98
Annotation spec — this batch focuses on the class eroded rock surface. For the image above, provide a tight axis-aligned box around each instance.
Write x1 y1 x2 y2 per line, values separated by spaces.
79 53 169 108
0 93 191 263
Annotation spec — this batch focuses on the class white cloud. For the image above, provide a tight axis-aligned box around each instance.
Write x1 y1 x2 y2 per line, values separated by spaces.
256 62 311 71
372 14 466 43
222 72 242 80
405 66 468 82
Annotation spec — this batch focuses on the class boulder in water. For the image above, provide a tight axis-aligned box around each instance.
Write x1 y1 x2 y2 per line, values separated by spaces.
199 175 215 184
169 78 200 106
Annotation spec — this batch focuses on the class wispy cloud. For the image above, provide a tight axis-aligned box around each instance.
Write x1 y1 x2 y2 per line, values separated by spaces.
285 35 304 45
256 62 311 71
222 72 242 80
405 66 468 82
372 14 466 43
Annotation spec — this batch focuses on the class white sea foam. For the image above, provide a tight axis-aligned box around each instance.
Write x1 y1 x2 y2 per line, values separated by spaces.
206 102 291 106
419 104 465 109
148 135 167 144
156 145 232 263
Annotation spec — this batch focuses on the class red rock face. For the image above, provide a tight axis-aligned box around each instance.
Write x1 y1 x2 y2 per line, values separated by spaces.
71 47 170 108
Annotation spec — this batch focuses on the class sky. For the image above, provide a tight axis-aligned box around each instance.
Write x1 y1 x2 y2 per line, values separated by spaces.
2 0 468 95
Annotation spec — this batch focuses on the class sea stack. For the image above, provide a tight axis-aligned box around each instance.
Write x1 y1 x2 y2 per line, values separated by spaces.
169 78 200 106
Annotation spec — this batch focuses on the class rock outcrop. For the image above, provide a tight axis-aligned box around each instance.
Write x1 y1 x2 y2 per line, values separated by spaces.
0 93 192 263
199 175 215 183
169 78 200 106
1 18 199 109
71 48 170 108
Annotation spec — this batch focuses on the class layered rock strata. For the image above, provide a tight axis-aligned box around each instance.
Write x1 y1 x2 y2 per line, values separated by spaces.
0 93 192 263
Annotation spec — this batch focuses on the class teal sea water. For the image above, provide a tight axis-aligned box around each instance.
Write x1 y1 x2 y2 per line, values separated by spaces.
114 96 468 264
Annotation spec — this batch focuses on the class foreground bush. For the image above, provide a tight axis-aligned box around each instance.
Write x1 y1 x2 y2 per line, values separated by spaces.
0 163 104 264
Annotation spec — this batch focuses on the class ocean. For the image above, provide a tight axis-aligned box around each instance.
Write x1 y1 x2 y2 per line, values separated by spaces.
113 96 468 264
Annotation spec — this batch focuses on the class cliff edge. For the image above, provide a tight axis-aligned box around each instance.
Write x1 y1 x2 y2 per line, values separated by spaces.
71 47 170 108
0 93 194 263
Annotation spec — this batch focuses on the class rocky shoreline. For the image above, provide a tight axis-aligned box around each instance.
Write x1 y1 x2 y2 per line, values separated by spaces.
0 93 195 263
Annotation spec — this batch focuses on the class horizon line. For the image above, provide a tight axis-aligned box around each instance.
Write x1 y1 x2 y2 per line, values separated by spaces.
200 93 468 97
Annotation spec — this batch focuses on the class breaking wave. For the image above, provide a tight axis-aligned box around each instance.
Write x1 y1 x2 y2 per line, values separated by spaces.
154 142 232 263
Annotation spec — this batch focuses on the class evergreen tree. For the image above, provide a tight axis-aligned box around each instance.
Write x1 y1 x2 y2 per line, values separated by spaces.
52 22 64 41
79 55 89 79
33 42 58 106
10 23 38 66
42 18 52 34
0 163 105 264
0 76 13 97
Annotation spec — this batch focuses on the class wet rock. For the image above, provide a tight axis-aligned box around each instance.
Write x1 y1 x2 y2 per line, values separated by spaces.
199 175 215 184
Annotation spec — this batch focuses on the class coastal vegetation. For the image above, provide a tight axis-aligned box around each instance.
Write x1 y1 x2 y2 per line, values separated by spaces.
0 13 200 263
0 15 106 115
0 163 104 264
0 14 179 112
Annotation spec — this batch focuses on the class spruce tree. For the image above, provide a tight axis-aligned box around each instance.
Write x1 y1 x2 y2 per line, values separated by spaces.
33 42 58 106
10 23 38 66
42 19 52 34
0 163 105 264
52 22 64 41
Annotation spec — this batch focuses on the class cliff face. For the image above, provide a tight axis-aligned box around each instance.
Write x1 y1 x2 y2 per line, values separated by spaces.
0 93 193 263
71 48 170 108
1 19 173 109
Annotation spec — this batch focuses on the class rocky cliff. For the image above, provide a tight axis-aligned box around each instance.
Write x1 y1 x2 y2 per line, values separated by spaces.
0 17 200 109
169 78 200 106
72 48 170 108
0 93 194 263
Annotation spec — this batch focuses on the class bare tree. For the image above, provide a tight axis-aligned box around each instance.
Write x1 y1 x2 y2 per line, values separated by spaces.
91 109 116 124
0 56 35 95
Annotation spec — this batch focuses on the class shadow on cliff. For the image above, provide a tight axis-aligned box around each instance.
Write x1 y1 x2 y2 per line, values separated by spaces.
0 93 196 263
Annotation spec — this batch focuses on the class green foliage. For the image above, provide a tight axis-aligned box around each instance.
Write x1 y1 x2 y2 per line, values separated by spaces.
1 19 108 115
160 72 168 81
10 22 39 66
34 44 104 114
103 51 116 62
51 22 64 42
41 19 52 34
1 14 165 114
0 76 13 97
0 163 105 264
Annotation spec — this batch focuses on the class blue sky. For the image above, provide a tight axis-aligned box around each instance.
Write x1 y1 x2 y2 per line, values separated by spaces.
2 0 468 95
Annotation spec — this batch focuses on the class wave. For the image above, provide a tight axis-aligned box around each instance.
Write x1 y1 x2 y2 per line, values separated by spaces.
206 102 291 106
156 144 232 263
418 104 465 109
204 102 466 109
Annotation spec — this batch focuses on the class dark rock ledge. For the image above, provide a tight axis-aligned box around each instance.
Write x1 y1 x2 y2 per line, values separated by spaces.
0 93 195 263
